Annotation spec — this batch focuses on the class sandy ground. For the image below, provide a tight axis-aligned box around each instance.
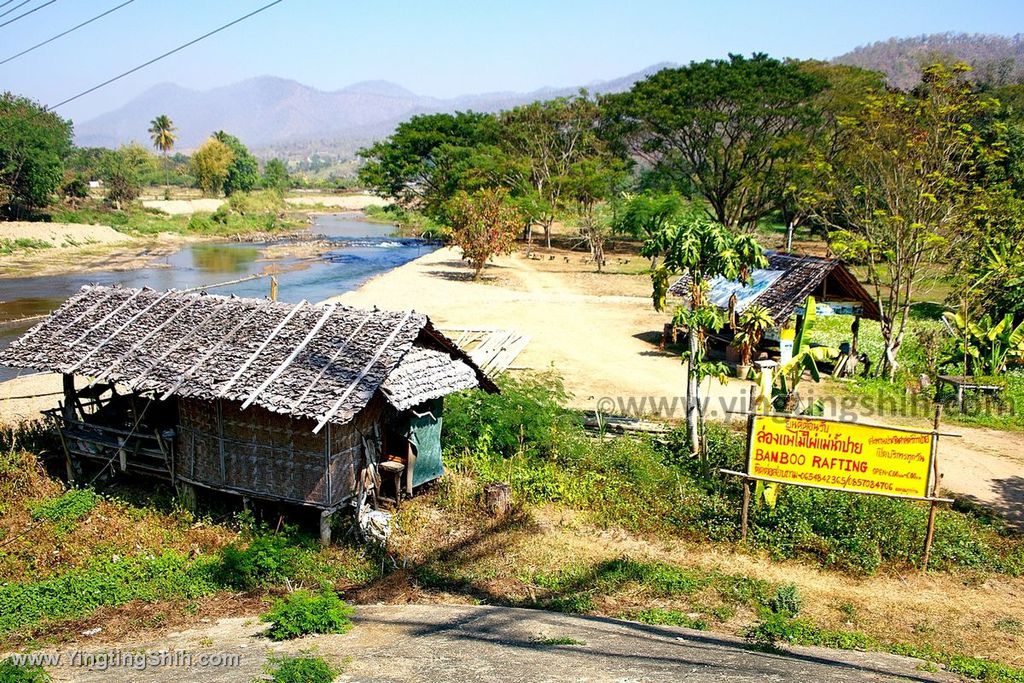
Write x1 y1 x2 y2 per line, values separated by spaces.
284 193 386 210
0 221 130 248
329 247 749 415
141 198 224 215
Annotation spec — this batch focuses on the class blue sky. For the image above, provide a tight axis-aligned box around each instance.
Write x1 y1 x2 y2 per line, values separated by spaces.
1 0 1022 123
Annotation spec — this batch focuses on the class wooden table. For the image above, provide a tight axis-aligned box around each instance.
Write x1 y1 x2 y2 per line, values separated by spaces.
936 375 1004 412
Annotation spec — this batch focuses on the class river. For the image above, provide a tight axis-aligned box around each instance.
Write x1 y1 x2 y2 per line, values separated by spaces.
0 214 435 381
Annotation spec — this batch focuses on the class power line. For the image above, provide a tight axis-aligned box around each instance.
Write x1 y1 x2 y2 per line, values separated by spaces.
0 0 135 66
0 0 20 8
0 0 32 18
47 0 286 111
0 0 58 28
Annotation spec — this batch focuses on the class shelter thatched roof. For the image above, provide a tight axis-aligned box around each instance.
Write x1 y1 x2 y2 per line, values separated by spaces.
667 251 880 326
0 285 495 432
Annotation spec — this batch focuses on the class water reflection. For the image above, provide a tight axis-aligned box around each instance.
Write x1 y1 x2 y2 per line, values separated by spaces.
0 215 434 381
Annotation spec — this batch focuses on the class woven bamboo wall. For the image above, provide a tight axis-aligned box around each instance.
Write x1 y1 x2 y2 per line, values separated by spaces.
175 397 368 507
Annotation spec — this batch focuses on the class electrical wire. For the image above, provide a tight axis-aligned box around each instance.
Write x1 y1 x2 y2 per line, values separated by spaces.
0 0 32 18
0 0 58 28
46 0 285 111
0 0 21 9
0 0 135 66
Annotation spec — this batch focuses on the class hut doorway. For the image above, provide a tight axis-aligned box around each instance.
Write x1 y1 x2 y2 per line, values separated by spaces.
407 399 443 488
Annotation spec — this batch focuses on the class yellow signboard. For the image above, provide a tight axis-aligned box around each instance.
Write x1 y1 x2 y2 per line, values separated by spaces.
747 415 935 500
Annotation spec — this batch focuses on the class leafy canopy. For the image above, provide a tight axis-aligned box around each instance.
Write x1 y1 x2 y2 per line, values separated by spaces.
0 92 73 216
212 130 258 195
446 187 523 279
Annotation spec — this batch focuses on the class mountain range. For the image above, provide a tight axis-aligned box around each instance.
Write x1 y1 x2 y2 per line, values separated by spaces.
74 64 673 158
75 32 1024 160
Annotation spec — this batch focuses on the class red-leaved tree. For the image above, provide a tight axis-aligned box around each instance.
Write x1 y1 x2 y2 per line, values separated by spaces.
448 187 523 280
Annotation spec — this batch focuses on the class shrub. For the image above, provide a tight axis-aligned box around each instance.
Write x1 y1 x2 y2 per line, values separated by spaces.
261 654 338 683
30 489 99 531
0 659 50 683
218 534 302 590
768 584 802 616
261 589 354 641
630 608 708 630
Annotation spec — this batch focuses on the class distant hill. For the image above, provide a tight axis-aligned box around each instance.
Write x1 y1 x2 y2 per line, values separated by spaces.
834 32 1024 89
74 64 674 159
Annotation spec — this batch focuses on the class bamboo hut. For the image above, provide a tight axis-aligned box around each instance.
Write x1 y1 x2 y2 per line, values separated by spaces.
0 285 496 542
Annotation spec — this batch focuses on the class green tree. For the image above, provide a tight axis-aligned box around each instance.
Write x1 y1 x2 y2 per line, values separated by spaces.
821 63 992 379
147 114 177 189
646 217 766 455
612 191 686 266
604 54 826 232
100 143 151 209
262 158 289 191
212 130 258 195
563 157 626 272
190 138 234 196
358 111 500 220
447 187 523 280
498 94 609 247
0 92 73 217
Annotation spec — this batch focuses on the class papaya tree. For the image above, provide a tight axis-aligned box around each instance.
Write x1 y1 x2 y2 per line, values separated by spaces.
646 216 766 456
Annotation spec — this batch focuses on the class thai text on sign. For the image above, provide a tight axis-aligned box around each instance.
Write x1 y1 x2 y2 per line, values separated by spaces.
747 415 934 499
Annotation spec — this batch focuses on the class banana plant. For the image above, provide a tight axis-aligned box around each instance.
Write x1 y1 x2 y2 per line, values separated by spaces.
769 296 840 413
942 311 1024 375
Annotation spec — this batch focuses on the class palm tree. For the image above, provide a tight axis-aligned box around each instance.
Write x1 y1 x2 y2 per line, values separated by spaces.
148 114 177 191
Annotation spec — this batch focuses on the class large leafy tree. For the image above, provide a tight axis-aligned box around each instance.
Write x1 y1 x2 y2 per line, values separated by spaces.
612 191 686 266
646 217 765 455
0 92 73 217
358 112 500 221
101 143 152 209
447 187 523 280
821 63 993 379
190 138 234 196
212 130 258 195
148 114 177 188
498 94 609 247
262 158 290 192
604 54 826 232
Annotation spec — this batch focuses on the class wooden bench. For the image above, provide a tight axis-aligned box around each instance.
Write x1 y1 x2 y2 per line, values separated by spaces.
936 375 1004 412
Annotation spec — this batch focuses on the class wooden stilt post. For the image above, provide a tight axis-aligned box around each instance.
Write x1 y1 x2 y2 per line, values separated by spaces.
740 384 757 542
740 480 751 542
270 276 279 302
922 405 943 572
319 509 333 547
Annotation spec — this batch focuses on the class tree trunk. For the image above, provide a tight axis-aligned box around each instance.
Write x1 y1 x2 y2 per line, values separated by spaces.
545 223 552 249
687 326 700 456
785 220 795 252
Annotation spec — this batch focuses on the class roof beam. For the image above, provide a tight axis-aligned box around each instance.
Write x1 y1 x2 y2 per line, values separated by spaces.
240 304 336 411
65 290 176 374
216 300 307 398
87 296 199 388
159 299 272 401
291 311 373 410
126 299 233 392
313 311 413 434
66 288 143 347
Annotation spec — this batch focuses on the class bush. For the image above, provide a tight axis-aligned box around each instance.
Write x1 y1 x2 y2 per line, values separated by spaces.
0 659 50 683
30 489 99 531
261 654 338 683
768 584 802 616
218 534 302 590
261 589 354 641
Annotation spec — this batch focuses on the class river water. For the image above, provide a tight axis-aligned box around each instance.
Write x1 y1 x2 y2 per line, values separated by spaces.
0 214 435 381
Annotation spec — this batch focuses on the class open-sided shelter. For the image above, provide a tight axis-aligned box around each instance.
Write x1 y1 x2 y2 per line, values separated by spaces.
0 285 496 541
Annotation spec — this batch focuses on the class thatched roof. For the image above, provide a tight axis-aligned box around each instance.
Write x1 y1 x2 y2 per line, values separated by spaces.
0 285 495 432
667 251 880 325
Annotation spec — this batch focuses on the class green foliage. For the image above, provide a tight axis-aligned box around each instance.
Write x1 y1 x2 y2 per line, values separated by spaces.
0 238 51 255
227 189 286 214
30 489 99 533
261 589 355 641
768 584 802 616
533 636 586 646
261 654 339 683
363 204 446 239
605 53 827 231
358 111 500 220
262 158 290 191
218 534 303 590
0 659 50 683
941 311 1024 375
0 93 73 216
629 608 708 630
0 552 220 635
100 143 153 207
190 138 234 195
213 131 259 196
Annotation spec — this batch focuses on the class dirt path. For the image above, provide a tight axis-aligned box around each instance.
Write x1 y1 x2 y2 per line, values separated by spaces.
329 247 750 415
16 605 954 682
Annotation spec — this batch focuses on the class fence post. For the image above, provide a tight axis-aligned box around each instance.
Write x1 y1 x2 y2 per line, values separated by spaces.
921 405 943 572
